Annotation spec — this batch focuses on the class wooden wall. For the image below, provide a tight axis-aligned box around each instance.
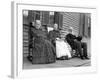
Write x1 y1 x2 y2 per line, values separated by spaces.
60 12 91 38
60 12 80 38
23 15 29 55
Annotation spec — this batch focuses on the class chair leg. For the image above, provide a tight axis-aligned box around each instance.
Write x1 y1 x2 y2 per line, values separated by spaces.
27 47 33 62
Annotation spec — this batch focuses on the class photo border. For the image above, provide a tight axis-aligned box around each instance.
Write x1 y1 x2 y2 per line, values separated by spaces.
11 1 97 78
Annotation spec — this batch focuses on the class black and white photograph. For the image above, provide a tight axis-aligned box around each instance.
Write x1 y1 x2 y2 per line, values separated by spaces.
23 10 91 69
11 2 98 78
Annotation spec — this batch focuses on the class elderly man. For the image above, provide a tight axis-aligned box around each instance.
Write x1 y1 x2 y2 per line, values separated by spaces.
65 27 89 60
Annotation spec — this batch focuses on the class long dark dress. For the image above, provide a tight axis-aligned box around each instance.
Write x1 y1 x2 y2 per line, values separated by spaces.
49 30 60 47
31 28 56 64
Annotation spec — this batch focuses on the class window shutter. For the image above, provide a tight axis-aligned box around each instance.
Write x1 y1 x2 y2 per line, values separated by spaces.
54 12 63 29
42 11 49 25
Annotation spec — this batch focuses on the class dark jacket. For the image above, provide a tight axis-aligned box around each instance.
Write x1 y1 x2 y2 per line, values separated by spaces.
49 30 60 41
65 34 76 44
65 33 82 48
48 30 60 47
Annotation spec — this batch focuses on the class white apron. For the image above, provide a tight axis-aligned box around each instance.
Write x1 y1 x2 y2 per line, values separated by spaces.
56 39 71 58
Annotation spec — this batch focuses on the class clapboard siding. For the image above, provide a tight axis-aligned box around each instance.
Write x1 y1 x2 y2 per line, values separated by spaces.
23 13 29 54
60 12 80 38
23 24 29 54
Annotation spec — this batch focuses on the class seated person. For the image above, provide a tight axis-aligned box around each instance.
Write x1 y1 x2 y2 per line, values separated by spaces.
49 23 60 47
49 24 71 60
65 27 89 60
30 20 56 64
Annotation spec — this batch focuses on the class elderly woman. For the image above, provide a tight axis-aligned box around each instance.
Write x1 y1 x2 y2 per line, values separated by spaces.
31 20 56 64
49 23 72 60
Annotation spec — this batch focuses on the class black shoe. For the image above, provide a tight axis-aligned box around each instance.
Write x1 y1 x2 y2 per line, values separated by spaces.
85 57 90 60
56 57 64 60
60 56 65 60
56 58 61 60
65 56 69 60
80 57 85 60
